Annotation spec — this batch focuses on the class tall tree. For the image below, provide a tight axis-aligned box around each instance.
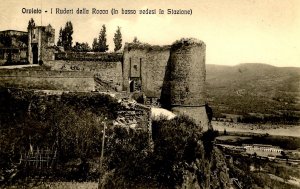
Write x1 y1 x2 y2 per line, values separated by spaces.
27 18 35 29
61 21 73 51
57 27 63 46
113 26 122 52
98 25 109 52
92 38 98 52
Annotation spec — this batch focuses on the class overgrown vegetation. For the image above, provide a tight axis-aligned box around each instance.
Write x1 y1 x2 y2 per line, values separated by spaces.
0 88 122 184
226 153 300 189
101 116 226 189
0 88 230 188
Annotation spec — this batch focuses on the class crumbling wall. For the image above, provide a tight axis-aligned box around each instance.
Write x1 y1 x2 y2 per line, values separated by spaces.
114 103 151 134
123 43 170 97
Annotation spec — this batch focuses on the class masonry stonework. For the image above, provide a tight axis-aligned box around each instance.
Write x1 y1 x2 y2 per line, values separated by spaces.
28 25 55 64
44 60 123 91
161 38 209 130
123 43 170 97
123 38 210 130
165 39 206 106
0 36 211 131
0 69 95 91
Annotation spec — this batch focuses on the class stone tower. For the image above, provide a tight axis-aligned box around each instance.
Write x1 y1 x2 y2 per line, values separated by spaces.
161 38 211 131
28 24 55 64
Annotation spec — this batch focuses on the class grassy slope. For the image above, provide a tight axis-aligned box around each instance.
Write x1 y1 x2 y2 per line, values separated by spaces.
206 63 300 119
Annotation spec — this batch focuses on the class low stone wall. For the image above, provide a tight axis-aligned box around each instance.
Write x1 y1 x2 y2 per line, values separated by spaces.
0 69 95 91
45 60 123 91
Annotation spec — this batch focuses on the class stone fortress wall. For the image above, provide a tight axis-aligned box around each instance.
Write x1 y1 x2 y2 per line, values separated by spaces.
0 37 210 130
44 60 123 91
160 39 209 130
164 38 206 106
0 69 95 91
28 25 56 64
123 39 209 130
122 43 170 97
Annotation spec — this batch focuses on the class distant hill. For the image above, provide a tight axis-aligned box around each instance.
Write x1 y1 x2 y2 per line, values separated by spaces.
206 63 300 124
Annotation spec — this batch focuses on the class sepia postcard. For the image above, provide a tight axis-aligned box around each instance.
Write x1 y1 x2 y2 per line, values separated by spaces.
0 0 299 188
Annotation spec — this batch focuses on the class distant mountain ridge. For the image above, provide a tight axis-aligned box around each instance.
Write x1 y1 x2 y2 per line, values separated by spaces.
206 63 300 123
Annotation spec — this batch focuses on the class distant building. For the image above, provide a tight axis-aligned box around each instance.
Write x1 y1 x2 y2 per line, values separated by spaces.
28 24 55 64
0 24 55 65
243 144 283 157
0 30 28 65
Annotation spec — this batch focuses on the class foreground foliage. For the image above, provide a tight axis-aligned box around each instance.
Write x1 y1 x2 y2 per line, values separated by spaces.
101 116 229 189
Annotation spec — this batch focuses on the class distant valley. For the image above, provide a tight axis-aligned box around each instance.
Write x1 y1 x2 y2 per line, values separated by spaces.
206 63 300 124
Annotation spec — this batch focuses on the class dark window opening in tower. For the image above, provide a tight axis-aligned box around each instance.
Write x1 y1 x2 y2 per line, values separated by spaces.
32 44 38 64
129 80 135 92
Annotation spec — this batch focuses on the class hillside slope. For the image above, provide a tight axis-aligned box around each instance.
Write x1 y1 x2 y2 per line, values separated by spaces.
206 63 300 123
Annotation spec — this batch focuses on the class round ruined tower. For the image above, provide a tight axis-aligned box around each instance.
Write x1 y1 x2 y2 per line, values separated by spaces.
161 38 211 130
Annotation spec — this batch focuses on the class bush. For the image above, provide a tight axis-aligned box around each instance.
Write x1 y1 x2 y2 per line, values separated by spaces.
0 89 122 181
101 116 207 188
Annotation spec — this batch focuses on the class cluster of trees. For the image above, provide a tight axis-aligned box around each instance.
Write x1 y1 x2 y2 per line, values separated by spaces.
101 117 222 188
57 21 73 51
0 89 122 182
72 42 91 52
56 22 122 52
26 18 128 52
0 87 230 187
226 154 298 189
92 25 122 52
241 113 299 124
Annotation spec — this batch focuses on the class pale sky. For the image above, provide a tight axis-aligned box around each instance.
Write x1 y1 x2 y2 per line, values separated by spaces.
0 0 299 67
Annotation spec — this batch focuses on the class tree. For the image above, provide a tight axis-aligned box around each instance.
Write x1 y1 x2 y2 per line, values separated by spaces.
57 27 63 46
92 38 98 52
151 116 205 187
133 36 140 43
102 116 207 188
98 25 109 52
27 18 35 29
73 42 91 52
61 21 73 51
113 26 122 52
